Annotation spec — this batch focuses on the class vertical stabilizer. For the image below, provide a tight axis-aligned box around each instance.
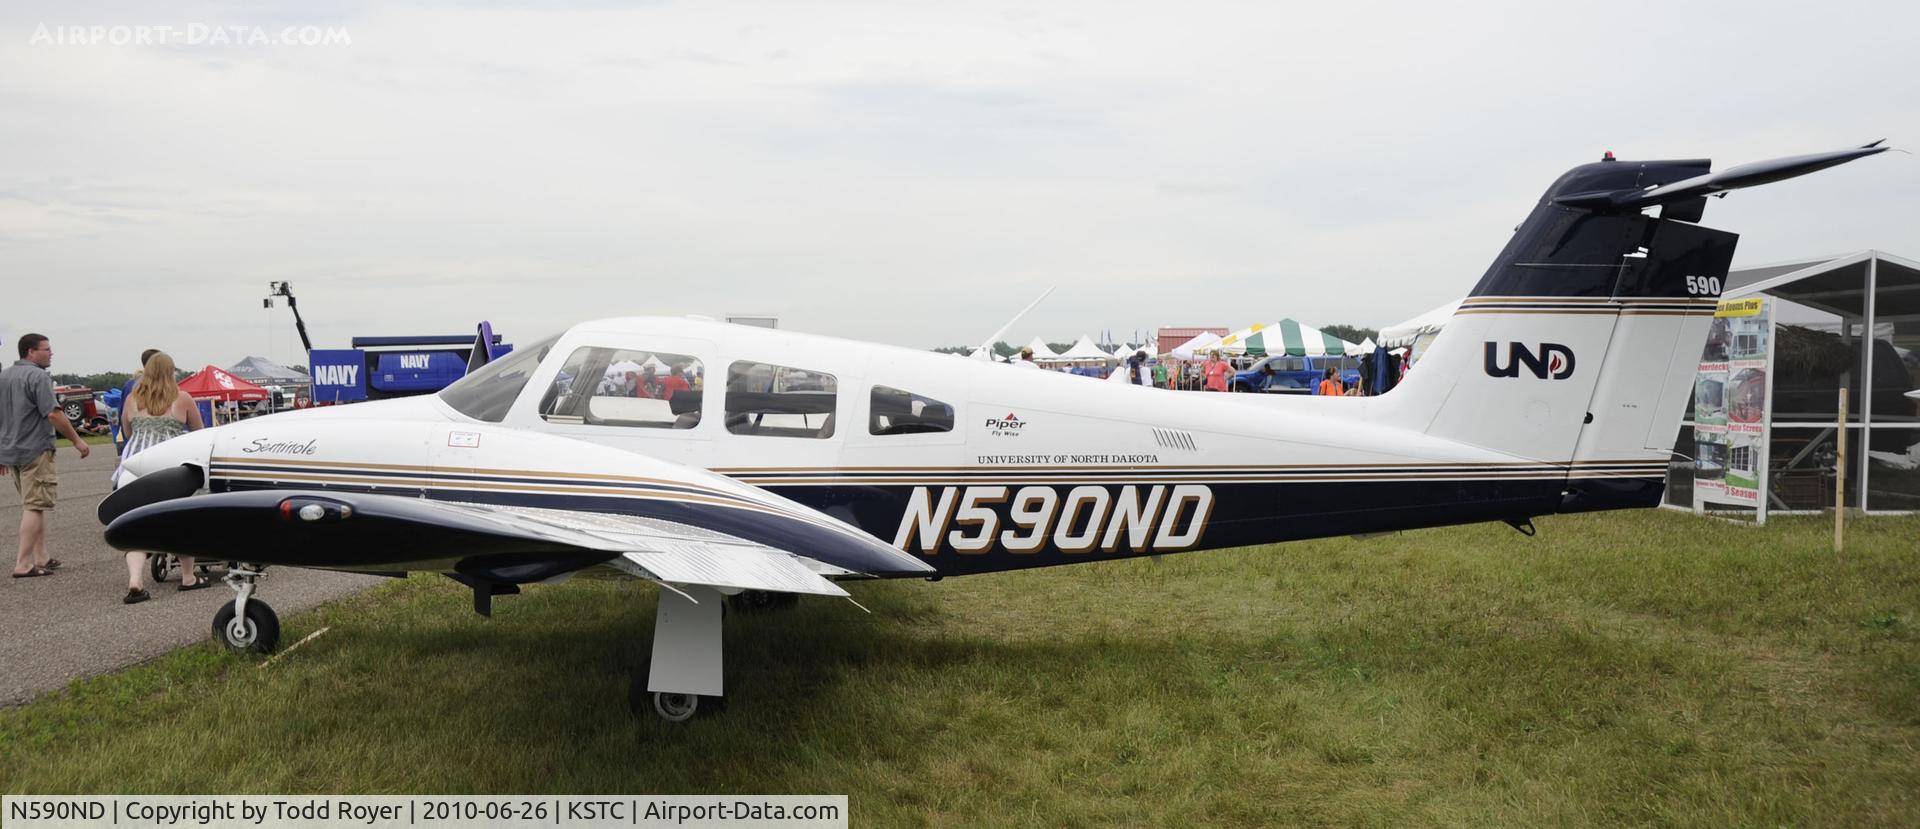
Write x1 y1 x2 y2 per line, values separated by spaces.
1375 143 1885 512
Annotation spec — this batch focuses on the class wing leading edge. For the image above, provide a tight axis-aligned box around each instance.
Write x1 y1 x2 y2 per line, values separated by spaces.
103 489 885 596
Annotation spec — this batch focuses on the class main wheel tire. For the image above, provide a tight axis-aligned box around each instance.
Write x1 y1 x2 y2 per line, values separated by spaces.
211 599 281 654
652 692 699 723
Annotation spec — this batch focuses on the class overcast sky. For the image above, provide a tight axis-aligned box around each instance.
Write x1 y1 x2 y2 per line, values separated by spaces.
3 0 1915 373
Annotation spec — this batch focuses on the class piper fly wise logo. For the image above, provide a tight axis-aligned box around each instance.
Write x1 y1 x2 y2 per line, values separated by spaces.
985 411 1026 437
1484 342 1575 380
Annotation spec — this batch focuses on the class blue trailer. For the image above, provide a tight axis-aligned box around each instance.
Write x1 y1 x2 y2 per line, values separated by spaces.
309 322 511 404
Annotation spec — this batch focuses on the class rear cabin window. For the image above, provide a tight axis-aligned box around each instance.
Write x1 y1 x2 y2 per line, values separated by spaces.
869 386 955 435
726 361 837 438
539 347 704 429
438 335 558 422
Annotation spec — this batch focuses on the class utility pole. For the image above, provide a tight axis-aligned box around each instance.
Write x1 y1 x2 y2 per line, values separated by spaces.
1834 388 1848 554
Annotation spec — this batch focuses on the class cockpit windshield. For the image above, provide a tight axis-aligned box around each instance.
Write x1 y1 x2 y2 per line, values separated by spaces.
438 334 560 422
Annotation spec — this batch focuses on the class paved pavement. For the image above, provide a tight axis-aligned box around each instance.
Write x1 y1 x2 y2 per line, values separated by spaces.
0 444 381 706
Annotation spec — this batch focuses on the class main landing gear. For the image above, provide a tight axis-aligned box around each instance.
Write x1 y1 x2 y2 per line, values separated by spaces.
211 564 280 654
629 584 726 723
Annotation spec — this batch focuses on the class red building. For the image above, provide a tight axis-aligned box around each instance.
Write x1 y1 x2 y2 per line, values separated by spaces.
1156 326 1230 356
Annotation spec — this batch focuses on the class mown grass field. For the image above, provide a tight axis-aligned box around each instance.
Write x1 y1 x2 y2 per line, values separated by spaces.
3 510 1917 826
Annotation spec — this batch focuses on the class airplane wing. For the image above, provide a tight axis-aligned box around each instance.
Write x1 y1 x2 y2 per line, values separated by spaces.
102 488 914 599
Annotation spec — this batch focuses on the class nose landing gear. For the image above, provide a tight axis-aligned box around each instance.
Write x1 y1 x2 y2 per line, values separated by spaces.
211 565 280 654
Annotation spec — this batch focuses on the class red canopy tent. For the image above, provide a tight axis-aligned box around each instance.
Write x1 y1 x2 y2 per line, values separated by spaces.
178 365 270 401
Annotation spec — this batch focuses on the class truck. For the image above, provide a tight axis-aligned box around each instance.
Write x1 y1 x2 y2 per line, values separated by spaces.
54 385 111 433
1231 355 1362 394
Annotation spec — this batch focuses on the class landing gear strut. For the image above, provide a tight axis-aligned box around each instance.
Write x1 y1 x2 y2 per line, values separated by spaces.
212 564 280 654
628 584 725 722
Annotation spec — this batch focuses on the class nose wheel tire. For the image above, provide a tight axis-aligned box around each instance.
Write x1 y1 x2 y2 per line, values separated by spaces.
212 599 281 654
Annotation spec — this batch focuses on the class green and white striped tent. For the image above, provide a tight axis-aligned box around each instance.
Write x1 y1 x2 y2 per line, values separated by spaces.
1213 319 1360 357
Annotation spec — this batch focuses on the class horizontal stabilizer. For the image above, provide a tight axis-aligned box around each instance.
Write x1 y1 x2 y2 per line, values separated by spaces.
1556 140 1890 211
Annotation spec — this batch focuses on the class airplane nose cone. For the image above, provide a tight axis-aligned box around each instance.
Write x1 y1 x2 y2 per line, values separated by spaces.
116 429 215 482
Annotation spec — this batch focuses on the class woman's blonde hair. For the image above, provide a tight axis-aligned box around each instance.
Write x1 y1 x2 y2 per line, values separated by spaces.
130 352 180 416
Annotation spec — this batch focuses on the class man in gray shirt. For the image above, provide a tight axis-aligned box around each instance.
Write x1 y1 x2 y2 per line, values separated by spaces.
1 333 90 578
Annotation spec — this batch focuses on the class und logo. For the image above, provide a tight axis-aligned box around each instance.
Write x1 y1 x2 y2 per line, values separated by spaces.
1484 342 1575 379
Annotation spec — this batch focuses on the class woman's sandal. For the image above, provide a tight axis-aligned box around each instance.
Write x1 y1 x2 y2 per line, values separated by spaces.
11 566 53 578
124 588 151 605
178 578 214 592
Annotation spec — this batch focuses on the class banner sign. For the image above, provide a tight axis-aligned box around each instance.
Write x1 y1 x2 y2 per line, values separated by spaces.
308 349 367 403
373 351 469 392
1695 297 1770 507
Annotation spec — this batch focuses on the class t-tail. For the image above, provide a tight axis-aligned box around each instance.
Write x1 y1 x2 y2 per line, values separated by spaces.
1373 141 1887 514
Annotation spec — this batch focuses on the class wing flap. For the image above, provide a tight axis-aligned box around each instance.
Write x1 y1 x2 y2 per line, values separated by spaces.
465 503 849 596
615 548 845 597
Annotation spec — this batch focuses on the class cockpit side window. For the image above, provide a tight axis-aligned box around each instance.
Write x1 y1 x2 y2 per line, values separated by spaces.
438 335 558 423
869 386 954 435
540 347 705 430
725 361 837 438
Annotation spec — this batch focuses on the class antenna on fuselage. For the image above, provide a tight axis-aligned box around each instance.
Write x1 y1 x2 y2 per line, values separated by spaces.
974 286 1055 361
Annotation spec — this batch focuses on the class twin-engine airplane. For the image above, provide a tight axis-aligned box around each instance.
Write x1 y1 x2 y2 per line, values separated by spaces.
102 142 1887 721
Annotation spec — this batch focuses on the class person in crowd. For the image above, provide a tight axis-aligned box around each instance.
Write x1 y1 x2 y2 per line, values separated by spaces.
1152 357 1169 389
635 364 661 399
1203 351 1233 392
1107 351 1146 385
115 351 208 603
1 334 90 579
659 362 691 401
1255 361 1280 390
113 349 162 453
1014 347 1040 369
1317 367 1345 397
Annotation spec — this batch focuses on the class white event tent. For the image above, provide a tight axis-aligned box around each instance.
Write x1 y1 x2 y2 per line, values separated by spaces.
1165 331 1224 360
1379 299 1463 349
1021 337 1059 359
1040 334 1119 366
